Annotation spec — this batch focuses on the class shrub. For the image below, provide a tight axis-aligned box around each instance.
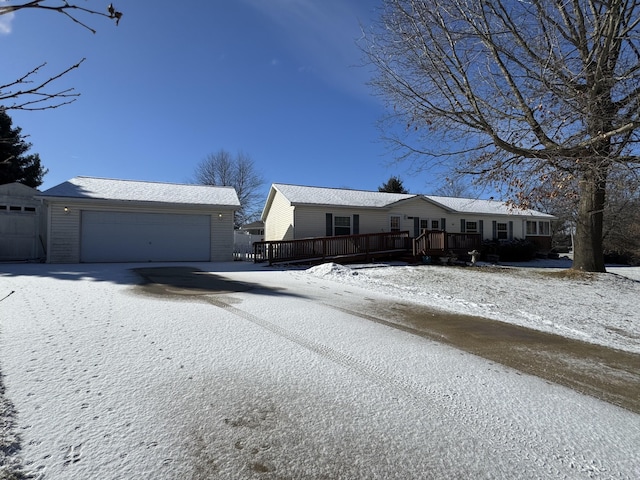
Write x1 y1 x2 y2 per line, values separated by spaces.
481 239 537 262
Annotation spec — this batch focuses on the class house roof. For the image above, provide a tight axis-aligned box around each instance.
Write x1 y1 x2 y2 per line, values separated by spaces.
265 183 555 219
424 195 556 218
38 176 240 207
271 183 416 208
240 220 264 230
0 182 40 197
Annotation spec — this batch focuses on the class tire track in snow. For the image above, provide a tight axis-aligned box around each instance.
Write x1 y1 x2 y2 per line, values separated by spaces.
206 297 439 404
207 296 632 478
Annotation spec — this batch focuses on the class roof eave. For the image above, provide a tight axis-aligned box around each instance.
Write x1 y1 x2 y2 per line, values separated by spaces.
37 196 239 210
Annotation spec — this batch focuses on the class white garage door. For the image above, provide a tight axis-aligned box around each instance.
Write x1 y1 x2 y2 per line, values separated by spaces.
80 211 211 262
0 211 38 261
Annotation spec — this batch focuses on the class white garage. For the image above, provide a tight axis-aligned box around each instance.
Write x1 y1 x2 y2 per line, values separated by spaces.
38 176 240 264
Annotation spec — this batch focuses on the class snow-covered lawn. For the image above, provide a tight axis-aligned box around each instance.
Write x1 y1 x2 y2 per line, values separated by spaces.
1 260 639 479
307 257 640 355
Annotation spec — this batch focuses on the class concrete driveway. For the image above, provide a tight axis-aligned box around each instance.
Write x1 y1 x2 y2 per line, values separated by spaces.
1 263 638 479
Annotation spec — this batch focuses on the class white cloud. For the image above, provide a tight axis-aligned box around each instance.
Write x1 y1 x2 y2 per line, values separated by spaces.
0 10 15 35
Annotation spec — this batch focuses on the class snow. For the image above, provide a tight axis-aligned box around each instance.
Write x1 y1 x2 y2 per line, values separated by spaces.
425 194 556 217
272 183 414 207
307 257 640 355
39 176 241 207
1 260 639 479
271 183 554 217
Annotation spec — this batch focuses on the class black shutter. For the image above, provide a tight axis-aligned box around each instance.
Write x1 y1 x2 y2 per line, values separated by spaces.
326 213 333 236
492 220 497 240
413 217 420 237
441 218 446 231
460 219 466 233
508 221 513 240
353 214 360 235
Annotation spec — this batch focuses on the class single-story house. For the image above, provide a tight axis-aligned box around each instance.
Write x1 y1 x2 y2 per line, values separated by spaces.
0 182 46 262
261 183 556 250
238 220 264 236
38 176 240 263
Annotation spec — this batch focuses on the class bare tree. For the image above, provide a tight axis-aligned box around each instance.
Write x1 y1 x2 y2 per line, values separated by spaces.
364 0 640 272
0 1 122 110
194 150 265 228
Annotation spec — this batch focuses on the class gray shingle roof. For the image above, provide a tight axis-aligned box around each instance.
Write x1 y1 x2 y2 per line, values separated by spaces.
39 176 240 207
425 195 555 218
272 183 554 218
273 183 415 208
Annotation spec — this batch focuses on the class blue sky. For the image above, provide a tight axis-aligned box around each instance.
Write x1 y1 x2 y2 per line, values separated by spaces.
2 0 449 197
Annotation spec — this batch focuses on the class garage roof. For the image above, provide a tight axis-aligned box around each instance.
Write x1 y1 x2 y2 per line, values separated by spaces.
39 176 240 207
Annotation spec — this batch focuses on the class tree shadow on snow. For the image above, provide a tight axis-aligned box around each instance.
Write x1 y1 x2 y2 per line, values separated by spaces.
0 370 31 480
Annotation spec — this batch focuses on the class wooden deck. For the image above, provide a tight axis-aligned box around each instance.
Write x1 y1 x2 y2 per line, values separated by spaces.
253 230 483 265
253 231 411 265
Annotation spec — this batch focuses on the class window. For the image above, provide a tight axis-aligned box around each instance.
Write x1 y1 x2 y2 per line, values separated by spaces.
420 219 440 231
390 215 401 232
538 221 550 235
526 221 550 236
465 221 478 233
9 206 21 212
496 222 508 240
334 216 351 236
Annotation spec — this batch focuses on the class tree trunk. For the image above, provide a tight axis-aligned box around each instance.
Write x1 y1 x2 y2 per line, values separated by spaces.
572 168 607 272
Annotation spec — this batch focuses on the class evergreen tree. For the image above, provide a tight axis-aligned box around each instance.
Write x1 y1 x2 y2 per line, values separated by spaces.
378 176 408 194
0 109 46 187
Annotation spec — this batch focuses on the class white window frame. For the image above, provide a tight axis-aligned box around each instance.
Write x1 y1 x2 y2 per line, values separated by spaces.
390 215 401 232
334 216 351 236
538 221 550 236
465 221 478 233
496 222 508 240
526 220 550 236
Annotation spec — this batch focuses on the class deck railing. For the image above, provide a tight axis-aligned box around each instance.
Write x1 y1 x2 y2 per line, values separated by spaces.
254 231 411 265
413 230 482 256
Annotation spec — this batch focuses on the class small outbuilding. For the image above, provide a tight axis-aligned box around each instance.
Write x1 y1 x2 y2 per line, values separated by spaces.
38 176 240 263
0 182 46 262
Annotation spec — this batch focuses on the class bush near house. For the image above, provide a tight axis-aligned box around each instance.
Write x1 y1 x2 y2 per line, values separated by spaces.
481 239 537 262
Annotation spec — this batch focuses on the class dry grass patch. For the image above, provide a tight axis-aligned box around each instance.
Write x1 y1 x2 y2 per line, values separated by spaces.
539 269 596 281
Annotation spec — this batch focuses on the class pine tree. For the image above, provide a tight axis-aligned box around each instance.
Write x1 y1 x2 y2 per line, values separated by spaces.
378 176 408 194
0 109 46 188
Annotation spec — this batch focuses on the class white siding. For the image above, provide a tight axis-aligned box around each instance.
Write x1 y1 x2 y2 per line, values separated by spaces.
264 190 295 241
48 203 81 263
210 211 234 262
388 198 450 234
